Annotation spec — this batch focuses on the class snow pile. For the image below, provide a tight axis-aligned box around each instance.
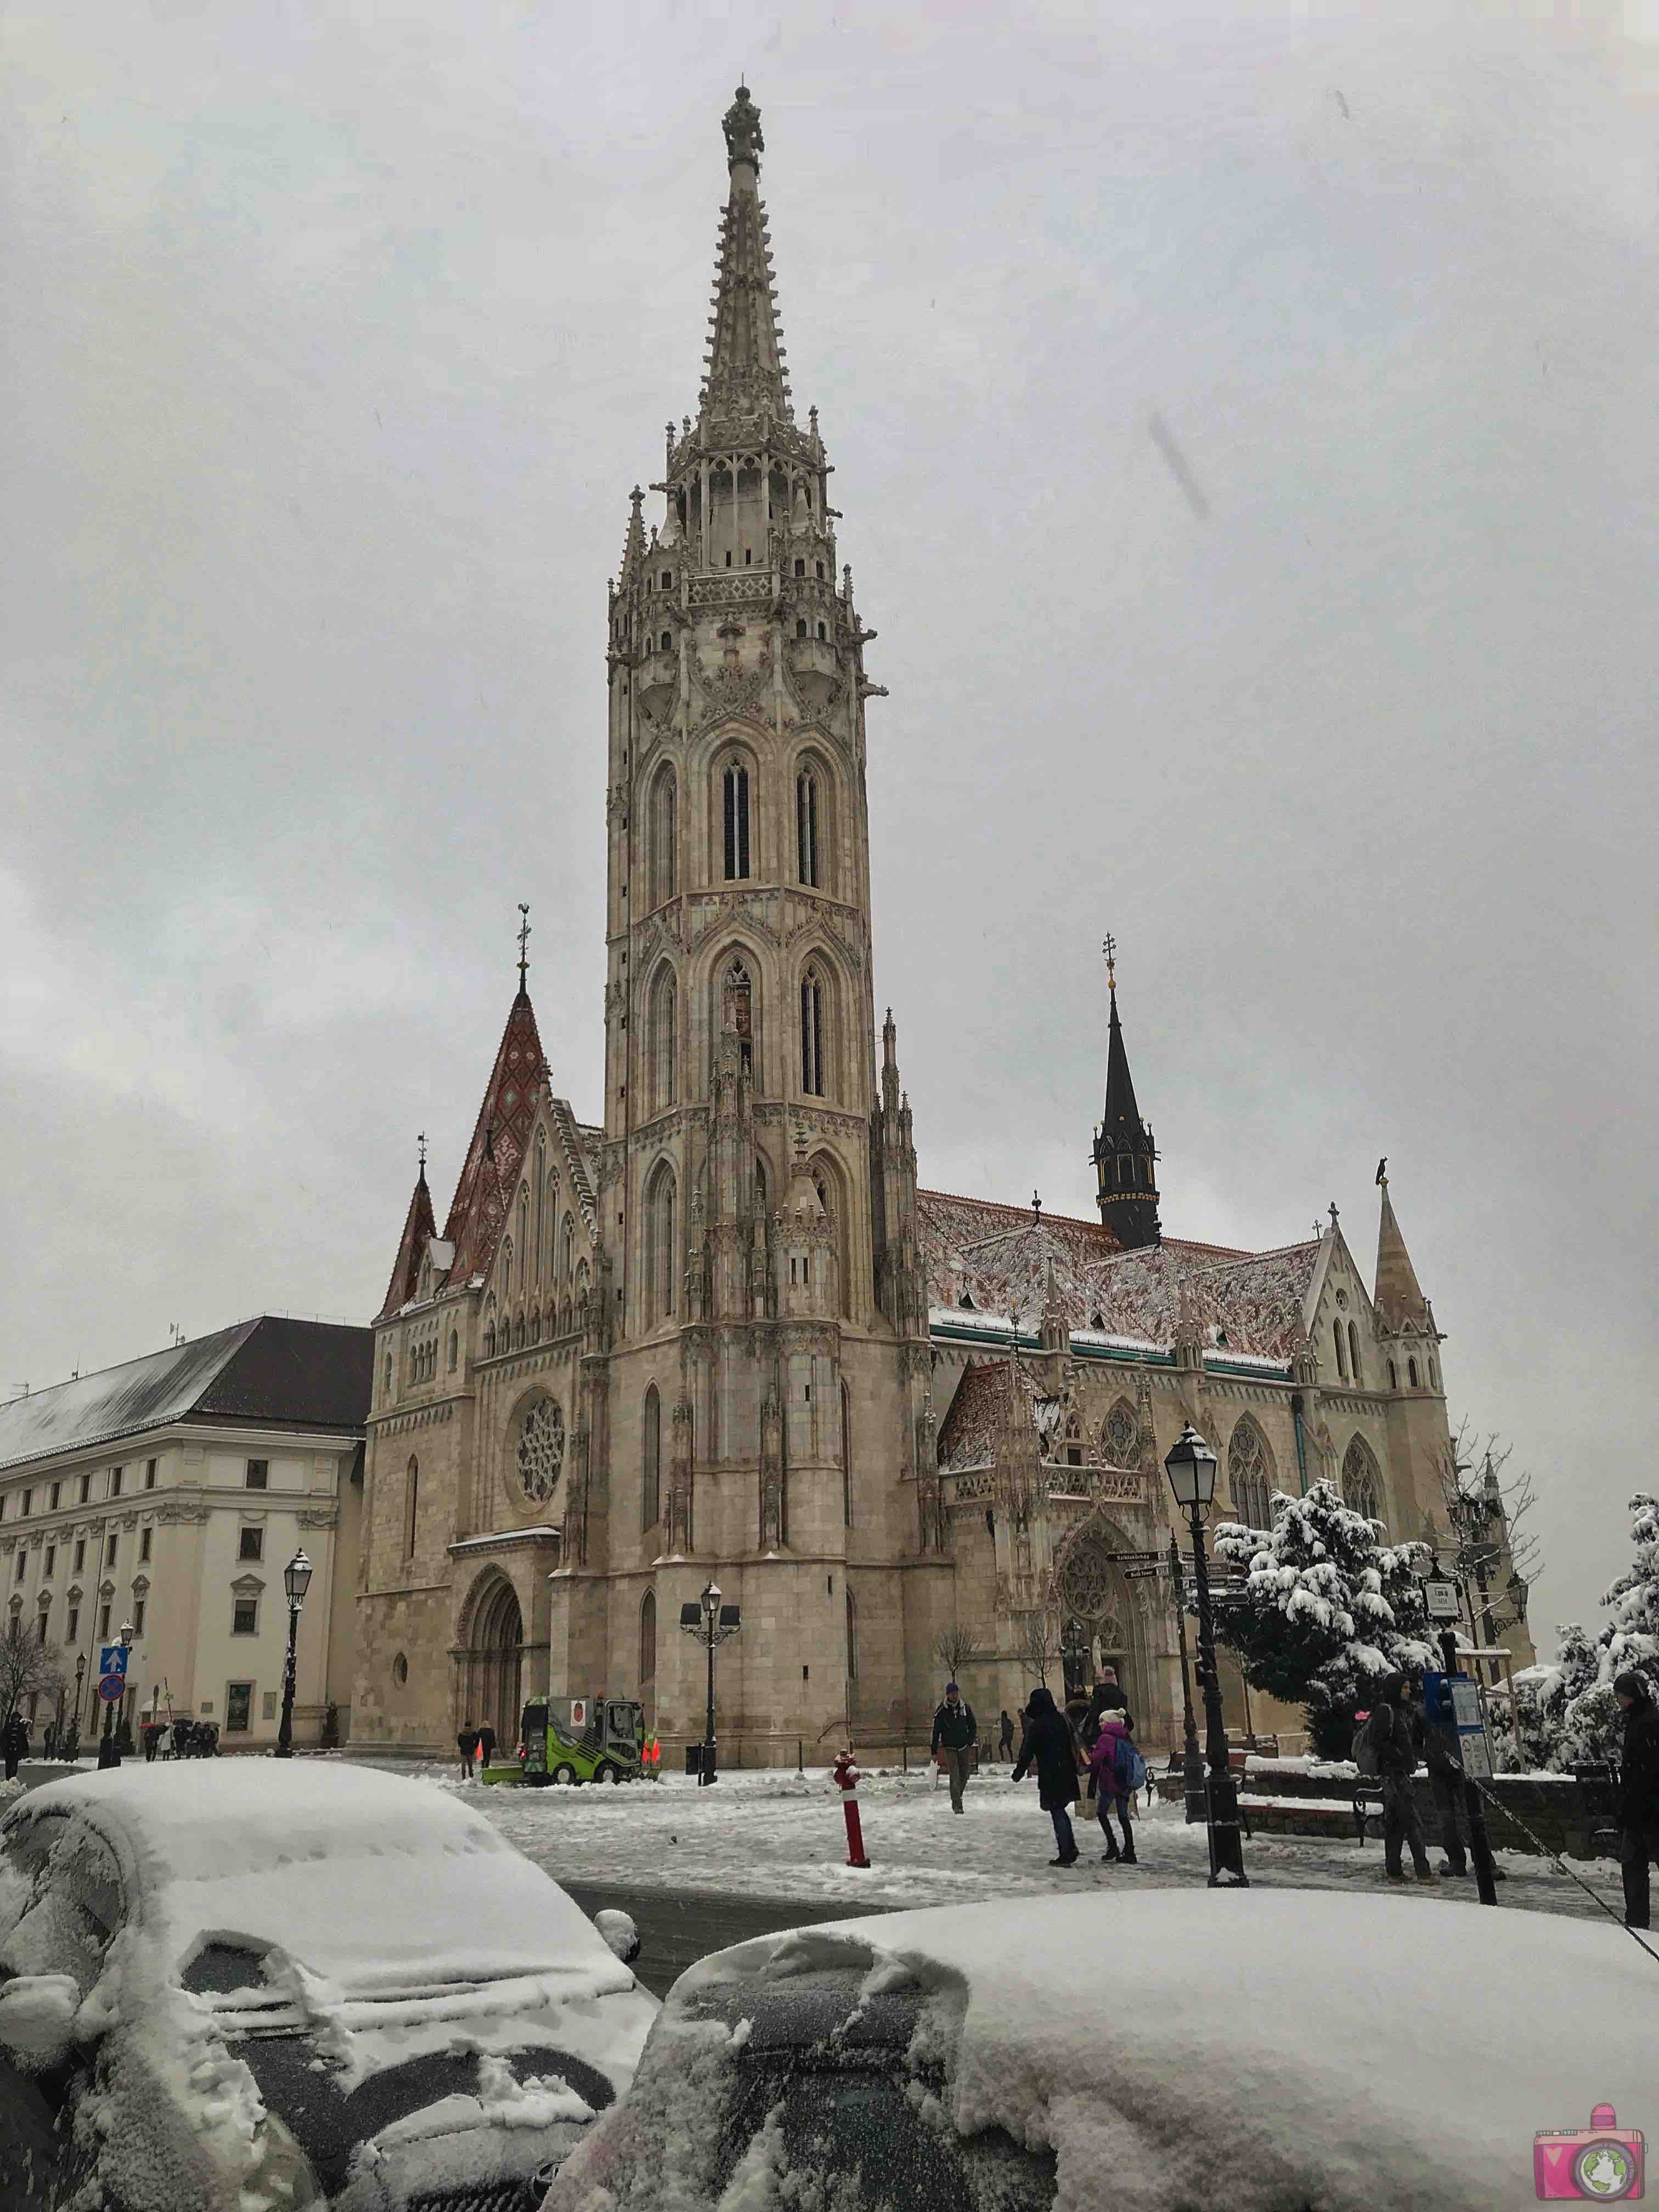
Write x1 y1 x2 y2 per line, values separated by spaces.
572 1892 1657 2212
0 1971 78 2067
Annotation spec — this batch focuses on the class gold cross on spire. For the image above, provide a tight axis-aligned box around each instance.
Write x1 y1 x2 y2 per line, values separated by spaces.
1102 933 1118 990
517 903 532 989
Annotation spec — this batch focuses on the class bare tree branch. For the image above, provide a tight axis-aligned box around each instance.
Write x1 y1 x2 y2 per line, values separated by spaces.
0 1618 66 1728
930 1620 986 1683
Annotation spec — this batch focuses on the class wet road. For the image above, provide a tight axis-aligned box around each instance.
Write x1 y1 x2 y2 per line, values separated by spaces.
562 1881 894 2000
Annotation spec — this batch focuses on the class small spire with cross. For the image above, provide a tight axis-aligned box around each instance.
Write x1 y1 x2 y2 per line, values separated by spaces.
1328 1200 1340 1228
1031 1189 1043 1225
1102 932 1118 992
417 1130 427 1178
517 903 532 991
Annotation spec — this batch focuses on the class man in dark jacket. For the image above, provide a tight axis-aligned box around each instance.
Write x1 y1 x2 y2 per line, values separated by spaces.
1615 1672 1659 1929
477 1722 498 1769
1373 1672 1435 1883
2 1712 29 1781
1423 1705 1468 1877
931 1683 977 1813
998 1709 1015 1760
1012 1686 1081 1866
456 1722 481 1782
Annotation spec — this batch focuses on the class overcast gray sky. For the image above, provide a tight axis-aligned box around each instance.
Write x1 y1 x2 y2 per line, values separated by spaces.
3 2 1656 1649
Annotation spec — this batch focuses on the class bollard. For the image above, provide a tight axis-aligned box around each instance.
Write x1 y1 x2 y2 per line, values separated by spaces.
831 1748 870 1868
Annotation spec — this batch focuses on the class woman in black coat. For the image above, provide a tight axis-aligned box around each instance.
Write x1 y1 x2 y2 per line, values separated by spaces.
1012 1685 1082 1865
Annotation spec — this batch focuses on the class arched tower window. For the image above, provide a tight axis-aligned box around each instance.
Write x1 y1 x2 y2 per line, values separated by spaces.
639 1590 657 1704
651 766 677 906
448 1329 458 1373
1333 1319 1348 1381
642 1385 661 1531
559 1215 574 1280
1227 1418 1273 1529
722 957 754 1073
650 968 678 1114
722 760 751 881
1341 1434 1384 1527
1347 1321 1362 1386
796 770 820 888
1388 1359 1398 1390
518 1190 529 1289
1100 1398 1138 1470
1408 1356 1420 1388
646 1165 676 1324
404 1456 419 1559
800 969 825 1096
1063 1411 1084 1468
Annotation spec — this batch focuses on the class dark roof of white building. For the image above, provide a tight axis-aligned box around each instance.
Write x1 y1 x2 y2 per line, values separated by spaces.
0 1318 373 1474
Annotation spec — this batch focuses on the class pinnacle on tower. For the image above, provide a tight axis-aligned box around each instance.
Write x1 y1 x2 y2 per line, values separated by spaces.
376 1150 437 1322
1092 936 1161 1249
700 85 792 424
1373 1170 1431 1335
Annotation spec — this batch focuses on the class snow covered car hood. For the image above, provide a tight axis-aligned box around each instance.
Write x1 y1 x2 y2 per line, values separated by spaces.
0 1764 656 2212
548 1890 1659 2212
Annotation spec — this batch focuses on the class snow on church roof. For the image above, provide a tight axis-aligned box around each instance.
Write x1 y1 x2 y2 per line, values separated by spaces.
917 1188 1319 1362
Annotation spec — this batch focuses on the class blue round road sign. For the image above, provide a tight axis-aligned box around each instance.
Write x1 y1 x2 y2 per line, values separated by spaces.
97 1674 125 1703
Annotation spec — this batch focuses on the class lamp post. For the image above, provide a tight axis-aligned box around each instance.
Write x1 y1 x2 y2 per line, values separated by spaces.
679 1579 741 1784
1167 1537 1207 1826
275 1549 313 1759
97 1622 136 1771
1164 1424 1249 1887
73 1654 86 1744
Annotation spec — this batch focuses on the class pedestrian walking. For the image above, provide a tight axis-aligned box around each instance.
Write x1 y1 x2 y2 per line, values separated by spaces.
2 1712 29 1781
930 1683 977 1814
478 1722 498 1769
142 1722 162 1764
1373 1672 1435 1884
1423 1706 1468 1878
42 1722 57 1761
998 1709 1015 1761
1012 1685 1082 1866
1088 1709 1141 1864
1614 1672 1659 1930
456 1722 481 1781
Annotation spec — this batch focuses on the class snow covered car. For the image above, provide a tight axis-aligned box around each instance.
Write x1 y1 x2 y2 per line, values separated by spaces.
0 1762 656 2212
541 1889 1659 2212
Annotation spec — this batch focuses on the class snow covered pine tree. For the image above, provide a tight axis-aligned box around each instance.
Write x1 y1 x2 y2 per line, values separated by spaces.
1558 1494 1659 1765
1211 1479 1435 1759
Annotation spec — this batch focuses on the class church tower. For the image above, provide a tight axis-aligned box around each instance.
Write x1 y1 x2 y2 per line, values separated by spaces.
545 85 938 1758
1092 938 1160 1249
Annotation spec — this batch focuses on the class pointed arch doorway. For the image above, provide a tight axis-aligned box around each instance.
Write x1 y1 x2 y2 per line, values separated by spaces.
461 1576 524 1751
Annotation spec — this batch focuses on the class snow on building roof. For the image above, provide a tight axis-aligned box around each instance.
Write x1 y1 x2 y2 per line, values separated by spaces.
0 1318 373 1474
918 1187 1318 1362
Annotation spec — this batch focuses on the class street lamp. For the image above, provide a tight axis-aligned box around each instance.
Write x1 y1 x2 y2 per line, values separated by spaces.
275 1549 313 1759
73 1654 86 1742
97 1622 136 1771
1166 1537 1207 1827
679 1579 741 1785
1164 1424 1248 1887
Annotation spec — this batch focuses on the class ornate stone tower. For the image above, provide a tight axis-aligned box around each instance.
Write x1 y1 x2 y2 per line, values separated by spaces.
544 85 938 1758
1092 938 1161 1249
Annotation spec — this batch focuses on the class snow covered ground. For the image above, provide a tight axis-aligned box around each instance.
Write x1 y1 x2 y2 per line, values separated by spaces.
402 1764 1632 1926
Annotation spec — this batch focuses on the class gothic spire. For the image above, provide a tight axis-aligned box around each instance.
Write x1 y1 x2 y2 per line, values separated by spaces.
1092 936 1161 1250
441 972 548 1288
700 84 791 424
376 1150 437 1323
1373 1170 1431 1334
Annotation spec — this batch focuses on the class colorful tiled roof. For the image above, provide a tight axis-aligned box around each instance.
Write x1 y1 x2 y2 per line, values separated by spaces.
936 1357 1062 1472
918 1187 1319 1363
442 989 549 1286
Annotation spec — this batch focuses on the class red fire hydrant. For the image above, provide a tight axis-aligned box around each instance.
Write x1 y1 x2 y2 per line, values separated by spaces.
831 1749 870 1869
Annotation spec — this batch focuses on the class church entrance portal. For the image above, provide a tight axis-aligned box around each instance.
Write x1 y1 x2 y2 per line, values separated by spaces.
460 1577 524 1753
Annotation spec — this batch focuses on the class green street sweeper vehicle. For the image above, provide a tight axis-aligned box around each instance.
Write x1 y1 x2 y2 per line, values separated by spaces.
517 1694 644 1785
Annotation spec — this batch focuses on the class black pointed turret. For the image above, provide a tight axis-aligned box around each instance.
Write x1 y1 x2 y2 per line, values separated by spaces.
1092 975 1160 1249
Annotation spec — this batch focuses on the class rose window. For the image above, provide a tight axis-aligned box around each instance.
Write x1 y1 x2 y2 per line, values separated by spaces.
517 1400 566 1504
1057 1533 1118 1623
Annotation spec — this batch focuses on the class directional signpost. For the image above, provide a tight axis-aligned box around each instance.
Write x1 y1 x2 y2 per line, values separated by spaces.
97 1638 131 1769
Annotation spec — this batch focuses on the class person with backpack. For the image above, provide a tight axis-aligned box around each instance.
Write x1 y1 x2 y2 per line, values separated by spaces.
1088 1707 1142 1864
1614 1672 1659 1929
456 1721 481 1782
1368 1673 1435 1883
930 1683 977 1813
1012 1685 1082 1866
